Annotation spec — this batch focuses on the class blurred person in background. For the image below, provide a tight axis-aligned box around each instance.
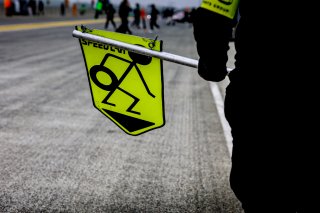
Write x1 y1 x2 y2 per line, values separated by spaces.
131 3 141 29
27 0 36 16
104 3 117 30
38 0 44 15
79 3 87 15
149 4 160 32
140 6 147 32
94 0 103 19
163 7 174 26
64 0 69 8
91 0 94 9
116 0 132 34
60 1 65 16
72 2 77 16
4 0 14 16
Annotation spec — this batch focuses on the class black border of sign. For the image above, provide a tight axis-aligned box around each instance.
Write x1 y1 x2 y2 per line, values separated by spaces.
76 26 166 136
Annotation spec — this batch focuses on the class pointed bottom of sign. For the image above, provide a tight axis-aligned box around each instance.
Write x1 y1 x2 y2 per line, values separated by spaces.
103 109 155 133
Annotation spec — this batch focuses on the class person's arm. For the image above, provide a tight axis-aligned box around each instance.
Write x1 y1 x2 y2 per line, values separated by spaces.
193 7 233 82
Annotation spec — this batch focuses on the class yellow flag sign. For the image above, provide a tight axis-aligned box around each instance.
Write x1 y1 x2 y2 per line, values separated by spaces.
200 0 239 19
76 26 165 136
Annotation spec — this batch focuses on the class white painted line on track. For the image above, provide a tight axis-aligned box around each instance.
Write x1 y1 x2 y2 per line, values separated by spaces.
209 82 233 157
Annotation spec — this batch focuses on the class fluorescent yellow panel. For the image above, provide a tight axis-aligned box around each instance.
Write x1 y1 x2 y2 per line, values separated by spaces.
76 26 165 136
200 0 239 19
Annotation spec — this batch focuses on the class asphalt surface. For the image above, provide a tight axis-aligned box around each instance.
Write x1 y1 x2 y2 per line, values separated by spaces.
0 15 241 213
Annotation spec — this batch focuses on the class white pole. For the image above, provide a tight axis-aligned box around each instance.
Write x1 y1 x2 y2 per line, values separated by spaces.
72 30 233 72
72 30 199 68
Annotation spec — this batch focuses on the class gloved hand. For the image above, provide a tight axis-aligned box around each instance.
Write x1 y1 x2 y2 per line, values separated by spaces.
198 57 229 82
193 8 233 82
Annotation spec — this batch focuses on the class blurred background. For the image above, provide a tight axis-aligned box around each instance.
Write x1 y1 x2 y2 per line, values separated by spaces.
0 0 202 19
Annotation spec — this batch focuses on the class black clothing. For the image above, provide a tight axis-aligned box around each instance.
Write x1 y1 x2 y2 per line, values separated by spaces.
105 4 116 29
28 0 36 15
193 2 317 213
60 2 65 16
193 9 232 81
116 0 132 34
38 0 44 15
150 5 160 30
131 4 140 28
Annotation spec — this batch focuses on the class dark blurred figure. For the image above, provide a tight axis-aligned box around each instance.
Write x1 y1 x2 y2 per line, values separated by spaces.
91 0 94 9
131 3 141 29
105 3 117 30
64 0 69 8
116 0 132 34
188 7 197 27
163 7 174 26
72 3 77 16
38 0 44 15
60 1 65 16
79 3 86 16
4 0 14 16
149 4 160 32
183 7 191 23
28 0 36 15
19 0 29 15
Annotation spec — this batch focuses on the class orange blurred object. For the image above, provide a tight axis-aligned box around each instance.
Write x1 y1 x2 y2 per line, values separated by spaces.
72 3 77 16
4 0 12 8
